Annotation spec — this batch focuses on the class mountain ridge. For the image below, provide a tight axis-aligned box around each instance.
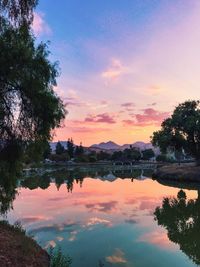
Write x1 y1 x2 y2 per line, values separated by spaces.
90 140 155 151
50 140 158 153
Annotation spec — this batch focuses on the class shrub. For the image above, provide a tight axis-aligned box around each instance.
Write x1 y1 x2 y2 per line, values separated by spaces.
49 246 72 267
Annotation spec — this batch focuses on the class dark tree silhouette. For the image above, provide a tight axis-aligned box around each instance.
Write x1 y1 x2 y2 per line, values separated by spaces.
152 100 200 164
0 2 66 166
56 142 65 155
142 149 155 160
67 138 75 159
0 23 65 144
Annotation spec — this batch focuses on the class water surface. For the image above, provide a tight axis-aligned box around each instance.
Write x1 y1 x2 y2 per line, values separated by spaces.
1 168 199 267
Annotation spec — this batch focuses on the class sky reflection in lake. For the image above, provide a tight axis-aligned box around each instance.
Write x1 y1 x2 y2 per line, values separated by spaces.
4 171 199 267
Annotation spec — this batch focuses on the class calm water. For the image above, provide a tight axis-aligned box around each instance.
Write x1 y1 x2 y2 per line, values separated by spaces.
1 167 200 267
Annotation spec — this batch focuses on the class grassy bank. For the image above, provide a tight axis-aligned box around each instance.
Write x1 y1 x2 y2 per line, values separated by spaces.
0 221 49 267
0 221 72 267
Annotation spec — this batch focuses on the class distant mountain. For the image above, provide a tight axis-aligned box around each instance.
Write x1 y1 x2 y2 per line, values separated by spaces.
90 141 121 150
50 140 159 154
121 141 153 151
90 141 159 154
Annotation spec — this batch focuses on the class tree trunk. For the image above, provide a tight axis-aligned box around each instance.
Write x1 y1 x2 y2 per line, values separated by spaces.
197 189 200 202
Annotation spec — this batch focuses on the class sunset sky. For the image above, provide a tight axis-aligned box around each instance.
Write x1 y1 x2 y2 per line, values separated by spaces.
33 0 200 146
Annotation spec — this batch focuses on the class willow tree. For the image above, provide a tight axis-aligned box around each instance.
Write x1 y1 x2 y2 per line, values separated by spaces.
0 1 66 164
0 0 37 26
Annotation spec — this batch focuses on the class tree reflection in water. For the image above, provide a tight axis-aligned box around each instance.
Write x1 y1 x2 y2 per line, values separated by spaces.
0 167 152 216
0 164 19 216
154 189 200 265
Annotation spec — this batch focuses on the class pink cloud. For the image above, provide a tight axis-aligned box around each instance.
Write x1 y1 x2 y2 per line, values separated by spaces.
139 200 160 211
62 89 90 108
68 126 110 133
85 201 118 213
121 102 135 108
135 108 170 126
123 108 170 127
65 97 87 107
85 113 116 124
138 231 175 250
32 12 51 36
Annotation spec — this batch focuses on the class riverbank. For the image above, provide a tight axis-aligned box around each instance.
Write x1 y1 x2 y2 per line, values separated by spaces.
153 163 200 182
0 221 49 267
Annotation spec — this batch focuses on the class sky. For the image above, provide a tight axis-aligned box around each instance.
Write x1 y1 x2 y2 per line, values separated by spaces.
32 0 200 146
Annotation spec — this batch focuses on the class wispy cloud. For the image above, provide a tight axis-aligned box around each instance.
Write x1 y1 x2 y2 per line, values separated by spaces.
121 102 135 112
121 102 135 108
101 58 130 81
67 126 111 133
32 12 52 36
148 102 157 106
86 217 112 227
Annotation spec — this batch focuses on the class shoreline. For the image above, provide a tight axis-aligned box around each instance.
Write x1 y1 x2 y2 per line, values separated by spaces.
23 161 157 177
153 163 200 183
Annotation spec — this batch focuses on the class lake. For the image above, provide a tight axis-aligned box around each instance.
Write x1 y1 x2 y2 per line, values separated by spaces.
1 167 199 267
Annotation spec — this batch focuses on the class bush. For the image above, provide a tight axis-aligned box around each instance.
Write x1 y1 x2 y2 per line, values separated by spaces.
74 155 89 163
49 246 72 267
49 153 70 162
156 154 167 162
89 155 97 163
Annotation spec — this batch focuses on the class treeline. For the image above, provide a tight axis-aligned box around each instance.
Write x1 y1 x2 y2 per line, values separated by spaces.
44 141 156 163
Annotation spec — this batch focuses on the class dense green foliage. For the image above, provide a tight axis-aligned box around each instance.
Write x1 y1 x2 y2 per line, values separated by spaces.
42 141 51 159
142 149 155 160
152 100 200 163
155 154 167 162
111 147 141 161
